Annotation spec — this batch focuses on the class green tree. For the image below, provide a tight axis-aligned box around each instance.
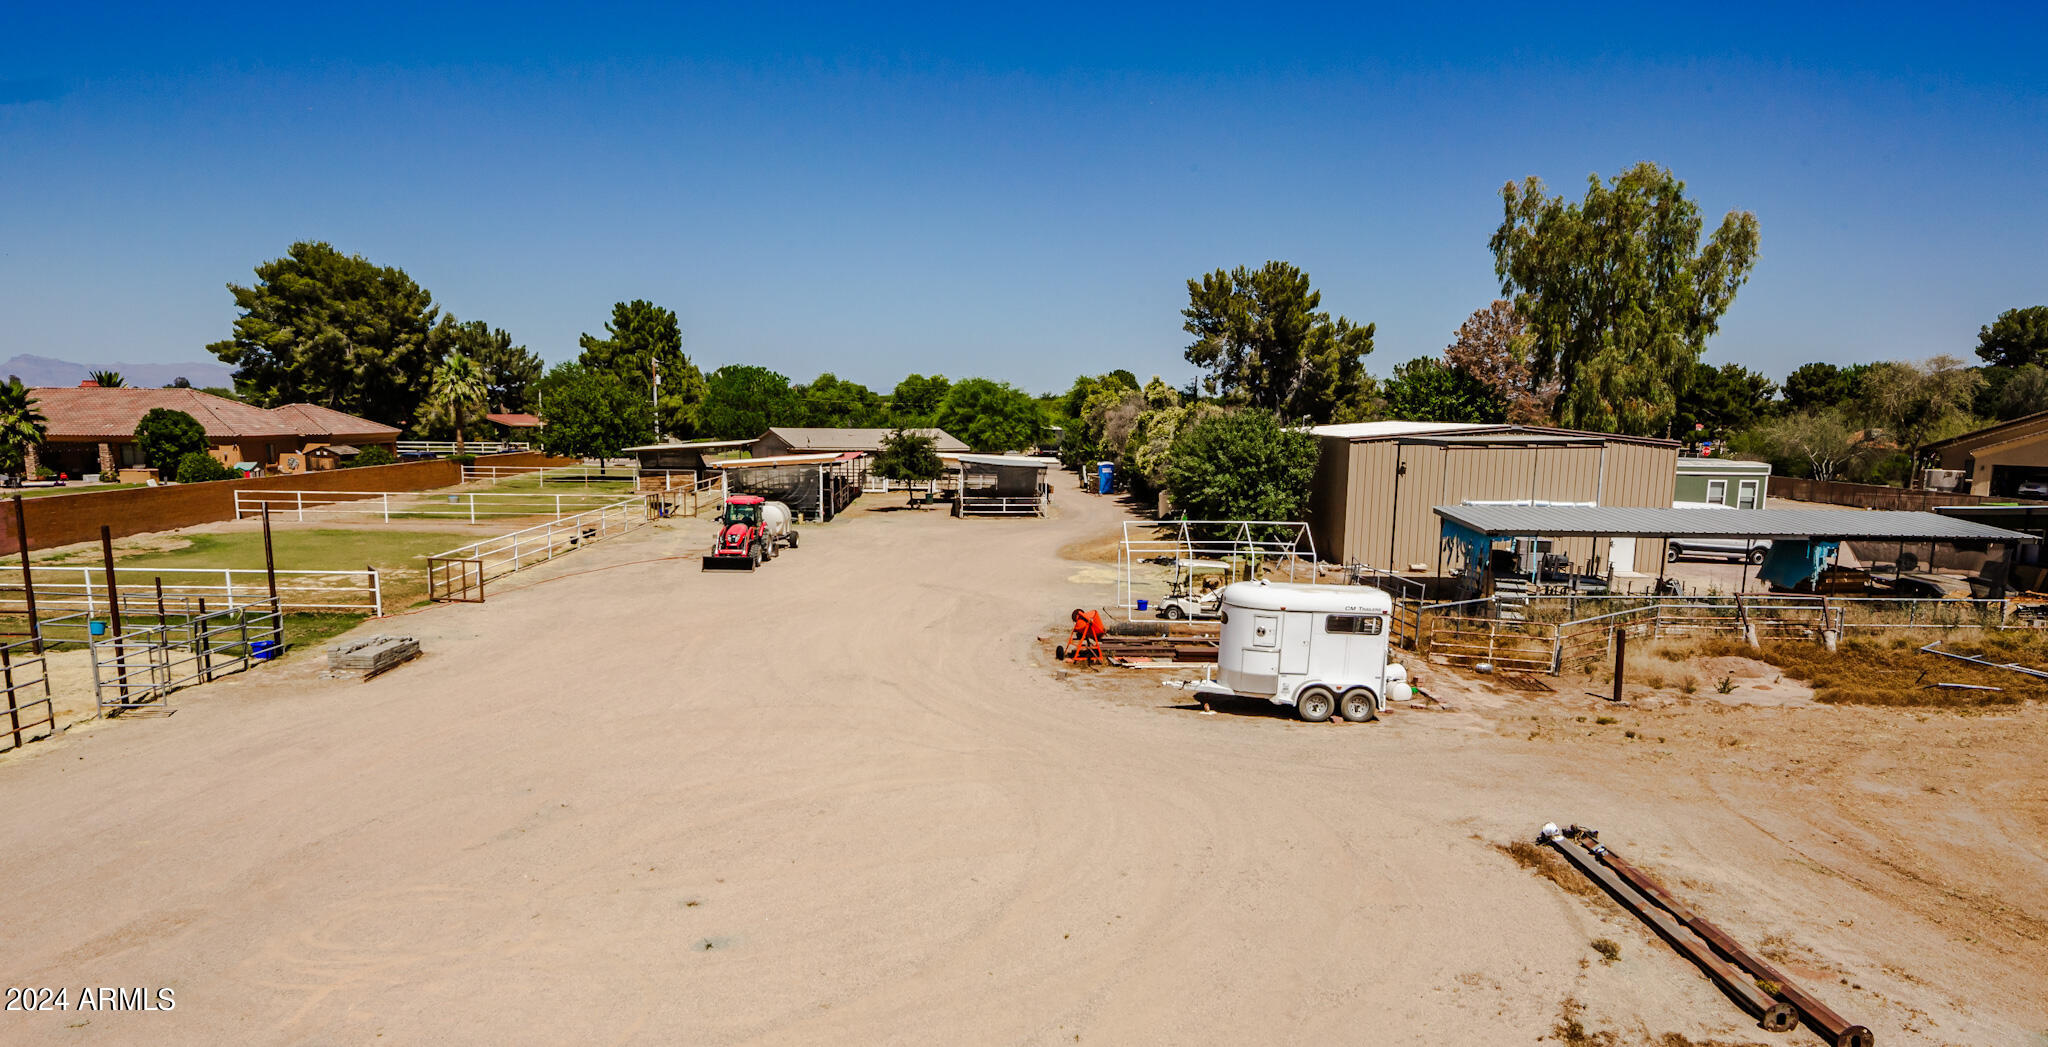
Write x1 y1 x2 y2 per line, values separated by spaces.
534 363 653 460
1124 401 1224 496
429 352 490 454
1750 409 1861 481
1856 356 1983 467
577 300 706 437
441 319 541 413
932 378 1043 452
1975 306 2048 369
1980 363 2048 421
88 370 125 388
890 374 951 426
1490 162 1761 435
1781 362 1867 413
1183 262 1376 423
870 428 946 506
1380 357 1507 423
796 373 890 428
697 365 800 439
348 445 398 468
1671 362 1778 443
1165 410 1321 529
208 241 443 425
133 408 209 475
175 452 235 483
0 378 48 473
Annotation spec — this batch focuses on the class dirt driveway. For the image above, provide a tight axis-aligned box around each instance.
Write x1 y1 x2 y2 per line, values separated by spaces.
0 493 2041 1045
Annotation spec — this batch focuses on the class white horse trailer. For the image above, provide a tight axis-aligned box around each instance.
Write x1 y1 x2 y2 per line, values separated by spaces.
1191 581 1413 722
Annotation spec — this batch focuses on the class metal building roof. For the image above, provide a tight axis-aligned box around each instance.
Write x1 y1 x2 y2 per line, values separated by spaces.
1433 505 2035 542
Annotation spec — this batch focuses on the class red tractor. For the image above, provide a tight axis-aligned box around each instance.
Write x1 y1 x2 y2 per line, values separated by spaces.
701 495 798 571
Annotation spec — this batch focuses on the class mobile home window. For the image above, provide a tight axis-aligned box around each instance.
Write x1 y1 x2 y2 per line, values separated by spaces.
1325 614 1383 636
1705 479 1727 505
1737 479 1759 509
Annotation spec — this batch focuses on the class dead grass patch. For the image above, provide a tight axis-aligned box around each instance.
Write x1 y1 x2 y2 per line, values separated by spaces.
1496 840 1601 899
1690 634 2048 707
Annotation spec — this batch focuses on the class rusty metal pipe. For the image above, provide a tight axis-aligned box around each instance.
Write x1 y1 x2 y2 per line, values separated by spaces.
1539 824 1797 1033
1581 837 1873 1047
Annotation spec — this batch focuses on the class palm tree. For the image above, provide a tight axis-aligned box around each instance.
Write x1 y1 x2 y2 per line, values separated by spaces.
0 378 49 477
87 370 125 387
430 353 489 454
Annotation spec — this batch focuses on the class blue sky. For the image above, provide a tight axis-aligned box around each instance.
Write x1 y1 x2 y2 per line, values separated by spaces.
3 3 2044 394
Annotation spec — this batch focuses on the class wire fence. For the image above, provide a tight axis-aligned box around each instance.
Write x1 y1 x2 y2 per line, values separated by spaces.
427 494 666 602
82 598 285 713
1407 593 2029 675
0 565 381 616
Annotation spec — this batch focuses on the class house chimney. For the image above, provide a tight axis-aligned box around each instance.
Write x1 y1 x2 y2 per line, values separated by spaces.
79 379 99 388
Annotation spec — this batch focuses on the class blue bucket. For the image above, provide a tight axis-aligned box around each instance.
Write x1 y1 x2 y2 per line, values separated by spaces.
1136 599 1149 611
89 620 107 637
251 639 279 661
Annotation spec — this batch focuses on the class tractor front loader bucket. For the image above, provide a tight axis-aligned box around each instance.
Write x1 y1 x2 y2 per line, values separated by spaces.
702 553 757 571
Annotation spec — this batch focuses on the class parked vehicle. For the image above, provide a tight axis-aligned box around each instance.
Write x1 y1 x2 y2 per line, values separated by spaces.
2018 480 2048 499
701 495 797 570
1667 537 1771 564
1190 581 1411 723
1154 559 1230 620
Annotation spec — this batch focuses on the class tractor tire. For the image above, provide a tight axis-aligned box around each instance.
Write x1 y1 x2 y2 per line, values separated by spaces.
1338 689 1379 723
1295 686 1335 723
749 544 763 569
1162 605 1186 620
765 537 778 560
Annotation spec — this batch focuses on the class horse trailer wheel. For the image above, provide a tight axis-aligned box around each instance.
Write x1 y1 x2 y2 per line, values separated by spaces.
1338 689 1378 722
1295 686 1334 723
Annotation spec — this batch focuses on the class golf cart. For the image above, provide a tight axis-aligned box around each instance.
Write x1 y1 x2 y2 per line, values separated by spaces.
1155 559 1230 620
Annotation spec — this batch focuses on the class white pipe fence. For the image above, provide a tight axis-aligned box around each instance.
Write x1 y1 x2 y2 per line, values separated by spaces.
397 439 530 455
1 566 382 616
428 494 663 601
235 489 630 522
460 463 639 486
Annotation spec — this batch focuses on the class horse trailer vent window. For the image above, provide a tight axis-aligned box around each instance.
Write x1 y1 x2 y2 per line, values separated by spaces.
1325 614 1383 635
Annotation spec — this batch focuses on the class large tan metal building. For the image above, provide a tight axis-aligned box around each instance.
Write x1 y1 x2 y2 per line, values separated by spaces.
1307 422 1680 573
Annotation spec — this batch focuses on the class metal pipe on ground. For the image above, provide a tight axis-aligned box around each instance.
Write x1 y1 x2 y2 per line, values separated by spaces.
1538 823 1797 1033
1568 829 1874 1047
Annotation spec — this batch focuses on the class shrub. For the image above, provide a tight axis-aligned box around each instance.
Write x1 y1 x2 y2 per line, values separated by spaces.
349 445 399 468
134 408 209 475
1164 409 1320 529
175 452 235 483
443 452 476 466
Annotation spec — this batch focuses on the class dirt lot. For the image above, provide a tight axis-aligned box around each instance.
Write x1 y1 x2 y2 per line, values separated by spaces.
1 492 2043 1045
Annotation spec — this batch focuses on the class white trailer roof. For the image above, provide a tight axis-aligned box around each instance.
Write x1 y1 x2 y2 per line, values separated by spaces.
1220 580 1393 613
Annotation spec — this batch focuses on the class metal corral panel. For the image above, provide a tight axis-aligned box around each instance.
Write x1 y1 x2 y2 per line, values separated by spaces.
1434 505 2034 542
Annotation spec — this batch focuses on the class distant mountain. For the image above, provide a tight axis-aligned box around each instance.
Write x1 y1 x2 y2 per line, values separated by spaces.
2 354 236 390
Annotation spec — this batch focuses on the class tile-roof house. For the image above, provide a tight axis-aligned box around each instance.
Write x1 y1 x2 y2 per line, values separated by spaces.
24 384 399 478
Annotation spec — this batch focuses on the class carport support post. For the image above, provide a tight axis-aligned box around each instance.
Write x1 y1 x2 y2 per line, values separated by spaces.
14 494 41 655
262 505 278 606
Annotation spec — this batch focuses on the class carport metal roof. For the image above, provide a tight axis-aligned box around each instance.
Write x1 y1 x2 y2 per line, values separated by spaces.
1433 505 2034 542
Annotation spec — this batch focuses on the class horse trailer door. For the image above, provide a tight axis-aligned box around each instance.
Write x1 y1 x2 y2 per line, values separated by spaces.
1279 612 1312 675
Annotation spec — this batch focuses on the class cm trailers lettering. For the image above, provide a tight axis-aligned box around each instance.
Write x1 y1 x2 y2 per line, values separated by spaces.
7 987 175 1011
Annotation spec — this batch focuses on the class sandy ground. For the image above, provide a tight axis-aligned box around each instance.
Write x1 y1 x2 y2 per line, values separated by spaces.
1 492 2044 1045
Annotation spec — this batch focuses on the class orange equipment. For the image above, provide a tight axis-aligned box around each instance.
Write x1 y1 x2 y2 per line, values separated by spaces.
1066 608 1106 666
